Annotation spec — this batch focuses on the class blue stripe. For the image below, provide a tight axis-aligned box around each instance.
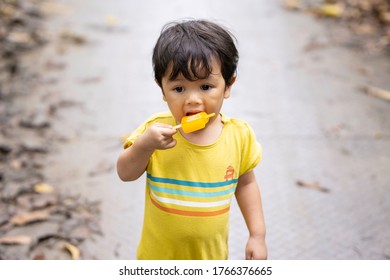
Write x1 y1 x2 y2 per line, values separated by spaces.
148 182 236 198
147 173 238 188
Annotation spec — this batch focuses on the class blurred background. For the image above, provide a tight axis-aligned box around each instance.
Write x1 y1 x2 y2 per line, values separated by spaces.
1 0 389 260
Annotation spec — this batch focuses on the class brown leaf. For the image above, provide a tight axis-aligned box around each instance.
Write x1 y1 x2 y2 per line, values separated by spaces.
8 32 33 44
71 226 92 241
33 252 46 260
296 179 330 193
78 76 102 84
327 123 348 135
60 30 87 45
10 210 49 226
40 2 73 15
16 193 58 210
0 235 32 245
283 0 301 10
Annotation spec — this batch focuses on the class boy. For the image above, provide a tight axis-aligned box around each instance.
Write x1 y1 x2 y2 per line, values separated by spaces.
117 20 267 260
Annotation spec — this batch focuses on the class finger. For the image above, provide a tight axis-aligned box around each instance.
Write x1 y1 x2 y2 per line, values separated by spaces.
161 127 177 136
163 138 177 149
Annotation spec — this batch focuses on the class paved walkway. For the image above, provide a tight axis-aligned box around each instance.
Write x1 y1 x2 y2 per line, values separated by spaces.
35 0 390 259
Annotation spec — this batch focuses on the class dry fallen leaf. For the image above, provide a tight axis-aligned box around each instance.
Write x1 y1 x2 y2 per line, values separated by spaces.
33 252 46 260
361 85 390 102
374 132 383 139
296 179 330 193
60 30 87 45
0 235 32 245
64 242 80 260
283 0 301 10
34 183 55 194
40 2 73 15
318 4 344 17
104 15 119 26
327 123 347 135
8 32 33 44
10 210 50 226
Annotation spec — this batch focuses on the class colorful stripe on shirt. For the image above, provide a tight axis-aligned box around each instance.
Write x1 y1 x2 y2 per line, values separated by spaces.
147 173 238 217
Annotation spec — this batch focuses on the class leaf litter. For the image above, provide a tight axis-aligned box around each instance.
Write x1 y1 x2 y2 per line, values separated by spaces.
283 0 390 53
0 0 101 260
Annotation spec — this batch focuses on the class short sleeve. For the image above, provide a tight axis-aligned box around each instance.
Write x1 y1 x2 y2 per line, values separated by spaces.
122 112 175 149
239 123 262 176
123 122 148 149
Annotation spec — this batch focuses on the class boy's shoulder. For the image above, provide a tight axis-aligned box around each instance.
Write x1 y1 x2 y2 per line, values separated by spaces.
222 114 253 131
144 111 176 125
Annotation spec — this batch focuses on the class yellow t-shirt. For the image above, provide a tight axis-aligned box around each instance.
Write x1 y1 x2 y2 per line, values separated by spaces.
123 112 262 260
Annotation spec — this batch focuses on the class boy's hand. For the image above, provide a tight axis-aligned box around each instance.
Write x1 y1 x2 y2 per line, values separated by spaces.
245 235 267 260
138 123 177 151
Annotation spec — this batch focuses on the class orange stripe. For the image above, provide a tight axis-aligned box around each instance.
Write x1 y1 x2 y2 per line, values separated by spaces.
150 196 230 217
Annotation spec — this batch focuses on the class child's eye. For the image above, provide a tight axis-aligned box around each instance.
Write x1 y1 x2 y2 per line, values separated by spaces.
200 85 211 91
174 87 184 93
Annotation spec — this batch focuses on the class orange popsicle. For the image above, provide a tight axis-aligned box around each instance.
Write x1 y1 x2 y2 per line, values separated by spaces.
173 112 215 133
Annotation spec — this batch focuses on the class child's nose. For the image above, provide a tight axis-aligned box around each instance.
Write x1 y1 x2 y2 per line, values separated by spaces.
186 91 202 105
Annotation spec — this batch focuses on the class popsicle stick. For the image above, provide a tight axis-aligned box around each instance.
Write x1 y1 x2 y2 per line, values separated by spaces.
173 124 181 130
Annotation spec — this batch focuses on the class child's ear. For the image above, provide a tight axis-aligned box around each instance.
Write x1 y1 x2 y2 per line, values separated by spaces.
224 76 236 99
155 79 167 101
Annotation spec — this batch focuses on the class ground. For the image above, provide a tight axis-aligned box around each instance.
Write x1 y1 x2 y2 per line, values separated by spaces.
1 0 389 259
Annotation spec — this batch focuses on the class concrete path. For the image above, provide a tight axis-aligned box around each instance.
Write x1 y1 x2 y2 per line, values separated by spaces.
31 0 390 259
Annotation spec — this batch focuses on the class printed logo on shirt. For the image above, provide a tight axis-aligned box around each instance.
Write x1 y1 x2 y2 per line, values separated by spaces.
224 166 235 181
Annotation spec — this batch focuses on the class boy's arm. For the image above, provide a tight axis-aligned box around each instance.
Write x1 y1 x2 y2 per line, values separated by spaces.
117 123 177 181
235 170 267 260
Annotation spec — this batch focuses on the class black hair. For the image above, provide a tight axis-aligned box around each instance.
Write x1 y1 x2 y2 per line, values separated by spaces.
152 20 238 87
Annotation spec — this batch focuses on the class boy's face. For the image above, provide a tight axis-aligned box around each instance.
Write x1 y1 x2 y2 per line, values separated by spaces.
161 59 234 125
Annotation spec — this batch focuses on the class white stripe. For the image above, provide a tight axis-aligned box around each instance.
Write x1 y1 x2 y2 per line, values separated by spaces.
150 190 232 208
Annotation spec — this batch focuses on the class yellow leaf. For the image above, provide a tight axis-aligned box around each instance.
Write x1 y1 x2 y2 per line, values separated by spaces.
319 4 344 17
34 183 54 194
104 15 119 26
64 242 80 260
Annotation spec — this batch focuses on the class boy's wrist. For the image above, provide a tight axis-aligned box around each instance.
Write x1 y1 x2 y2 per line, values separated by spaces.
249 232 266 240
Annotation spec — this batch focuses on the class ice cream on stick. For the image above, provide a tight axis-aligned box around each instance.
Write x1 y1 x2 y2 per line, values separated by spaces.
173 112 215 133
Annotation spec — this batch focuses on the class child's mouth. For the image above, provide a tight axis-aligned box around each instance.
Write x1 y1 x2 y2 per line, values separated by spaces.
186 111 201 116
